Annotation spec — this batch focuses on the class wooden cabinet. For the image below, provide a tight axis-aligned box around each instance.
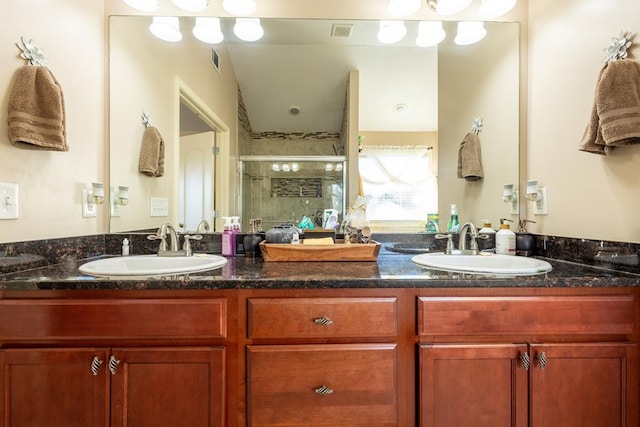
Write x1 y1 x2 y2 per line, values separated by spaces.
417 295 639 427
0 347 225 427
245 296 399 426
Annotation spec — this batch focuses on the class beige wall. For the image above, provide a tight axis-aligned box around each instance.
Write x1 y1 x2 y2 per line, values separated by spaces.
528 0 640 242
5 0 639 244
0 0 106 243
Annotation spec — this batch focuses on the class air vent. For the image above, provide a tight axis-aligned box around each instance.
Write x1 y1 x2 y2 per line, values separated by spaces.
331 23 354 38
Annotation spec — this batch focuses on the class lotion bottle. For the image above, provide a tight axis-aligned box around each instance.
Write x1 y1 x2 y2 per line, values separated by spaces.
222 217 235 256
122 238 130 256
496 219 516 255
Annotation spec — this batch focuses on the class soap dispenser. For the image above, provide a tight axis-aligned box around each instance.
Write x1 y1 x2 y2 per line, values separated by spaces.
496 218 516 255
222 217 235 256
516 219 536 257
447 204 460 233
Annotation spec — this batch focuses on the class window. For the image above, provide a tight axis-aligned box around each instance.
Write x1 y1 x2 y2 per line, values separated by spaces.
359 146 437 223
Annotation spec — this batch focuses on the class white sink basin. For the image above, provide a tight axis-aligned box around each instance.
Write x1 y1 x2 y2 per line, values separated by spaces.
412 252 552 276
79 254 227 278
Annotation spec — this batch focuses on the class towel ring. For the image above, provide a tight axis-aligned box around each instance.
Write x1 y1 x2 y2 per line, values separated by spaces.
16 37 48 66
142 112 153 128
603 31 634 63
471 117 483 135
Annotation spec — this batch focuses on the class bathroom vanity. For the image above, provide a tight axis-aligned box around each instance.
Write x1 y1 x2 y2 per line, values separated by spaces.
0 253 638 427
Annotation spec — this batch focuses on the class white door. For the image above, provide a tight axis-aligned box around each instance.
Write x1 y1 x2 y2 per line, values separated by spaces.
179 131 215 232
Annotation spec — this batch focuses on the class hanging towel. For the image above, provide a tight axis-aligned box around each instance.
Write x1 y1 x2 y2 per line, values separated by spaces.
138 126 165 177
457 132 483 181
579 59 640 154
7 65 68 151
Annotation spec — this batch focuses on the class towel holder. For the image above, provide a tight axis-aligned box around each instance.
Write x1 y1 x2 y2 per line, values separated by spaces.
16 37 48 66
603 31 634 63
471 117 483 135
142 112 153 128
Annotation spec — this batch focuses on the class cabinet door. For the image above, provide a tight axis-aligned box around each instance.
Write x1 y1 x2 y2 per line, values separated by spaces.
529 343 638 427
0 348 110 427
109 347 225 427
419 343 528 427
247 344 398 427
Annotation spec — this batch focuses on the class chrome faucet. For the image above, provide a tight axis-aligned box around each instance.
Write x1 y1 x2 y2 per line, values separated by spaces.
195 220 210 233
147 223 182 256
459 222 488 255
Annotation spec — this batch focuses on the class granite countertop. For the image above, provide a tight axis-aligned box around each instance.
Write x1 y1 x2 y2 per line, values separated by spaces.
0 244 639 291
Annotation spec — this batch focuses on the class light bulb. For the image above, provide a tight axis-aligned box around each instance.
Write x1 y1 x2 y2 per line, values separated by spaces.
377 20 407 44
234 18 264 42
150 17 182 43
416 21 446 47
223 0 257 15
193 17 224 44
170 0 208 12
123 0 159 12
454 21 486 46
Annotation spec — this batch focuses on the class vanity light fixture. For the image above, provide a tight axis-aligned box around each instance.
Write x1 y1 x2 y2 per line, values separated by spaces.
427 0 473 15
122 0 159 12
291 163 300 172
502 184 518 214
233 18 264 42
387 0 421 17
335 163 343 172
416 21 446 47
377 20 407 44
193 17 224 44
478 0 517 19
83 182 104 218
170 0 209 12
281 163 291 172
149 17 183 42
223 0 257 16
271 163 280 172
526 180 548 215
454 21 487 45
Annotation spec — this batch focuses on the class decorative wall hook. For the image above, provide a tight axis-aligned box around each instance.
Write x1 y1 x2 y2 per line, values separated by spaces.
16 37 48 66
142 112 152 128
603 31 634 63
471 117 483 135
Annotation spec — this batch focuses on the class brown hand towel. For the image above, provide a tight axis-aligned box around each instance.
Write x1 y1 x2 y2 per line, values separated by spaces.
138 126 165 177
7 65 68 151
457 132 483 181
579 60 640 154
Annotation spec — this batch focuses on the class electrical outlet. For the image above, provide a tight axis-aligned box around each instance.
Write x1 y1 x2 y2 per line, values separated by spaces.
533 188 548 215
510 190 519 215
150 197 169 217
82 189 96 218
0 182 19 220
110 191 120 217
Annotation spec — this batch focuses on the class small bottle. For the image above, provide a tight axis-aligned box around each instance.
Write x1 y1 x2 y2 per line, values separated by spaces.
447 204 460 233
496 219 516 255
478 220 496 251
479 220 495 235
122 238 130 256
221 217 235 256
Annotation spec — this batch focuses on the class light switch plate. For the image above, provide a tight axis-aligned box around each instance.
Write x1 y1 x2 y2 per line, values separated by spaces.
0 182 19 220
150 197 169 217
82 189 97 218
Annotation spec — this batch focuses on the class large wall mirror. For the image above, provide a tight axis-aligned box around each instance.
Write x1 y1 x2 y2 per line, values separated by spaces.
109 16 519 233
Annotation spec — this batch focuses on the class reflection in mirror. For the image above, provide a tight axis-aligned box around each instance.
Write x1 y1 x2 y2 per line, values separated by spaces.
109 16 519 233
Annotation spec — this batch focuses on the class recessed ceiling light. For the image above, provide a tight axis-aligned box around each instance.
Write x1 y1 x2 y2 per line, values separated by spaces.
288 105 301 115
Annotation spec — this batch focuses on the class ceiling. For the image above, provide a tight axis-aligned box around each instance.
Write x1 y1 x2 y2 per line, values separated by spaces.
221 18 439 133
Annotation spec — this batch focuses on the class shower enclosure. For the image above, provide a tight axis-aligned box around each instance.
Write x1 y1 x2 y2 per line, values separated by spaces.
238 156 347 231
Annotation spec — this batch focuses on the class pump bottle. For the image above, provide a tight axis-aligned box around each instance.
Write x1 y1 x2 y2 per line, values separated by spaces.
447 204 460 233
496 219 516 255
222 217 236 256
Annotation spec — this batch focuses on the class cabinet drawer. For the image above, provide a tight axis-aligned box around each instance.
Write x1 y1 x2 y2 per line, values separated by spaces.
247 344 398 426
248 297 397 339
0 298 227 341
418 295 634 337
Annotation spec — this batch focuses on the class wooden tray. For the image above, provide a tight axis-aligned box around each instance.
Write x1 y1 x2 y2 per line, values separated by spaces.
259 240 380 262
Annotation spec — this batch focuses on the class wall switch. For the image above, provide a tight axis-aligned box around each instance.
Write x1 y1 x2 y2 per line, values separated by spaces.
0 182 19 220
150 197 169 217
82 189 97 218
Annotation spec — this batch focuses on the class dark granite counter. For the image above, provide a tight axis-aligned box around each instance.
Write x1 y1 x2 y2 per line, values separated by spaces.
1 246 638 291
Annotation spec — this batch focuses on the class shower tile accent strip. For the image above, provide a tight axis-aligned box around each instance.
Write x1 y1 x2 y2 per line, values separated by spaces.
271 177 322 198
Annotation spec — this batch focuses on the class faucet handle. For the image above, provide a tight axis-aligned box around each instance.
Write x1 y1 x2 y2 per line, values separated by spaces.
147 233 167 252
435 233 455 255
182 234 203 256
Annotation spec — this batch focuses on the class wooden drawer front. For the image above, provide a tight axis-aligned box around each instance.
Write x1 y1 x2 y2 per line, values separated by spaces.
248 297 397 339
418 295 635 337
247 344 398 426
0 298 227 341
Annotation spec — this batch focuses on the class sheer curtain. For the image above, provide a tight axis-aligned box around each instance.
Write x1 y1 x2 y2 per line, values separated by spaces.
359 146 437 221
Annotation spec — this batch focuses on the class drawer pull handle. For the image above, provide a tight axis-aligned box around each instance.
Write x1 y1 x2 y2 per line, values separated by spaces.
537 352 548 369
520 352 530 371
108 355 121 375
313 317 333 326
90 356 103 376
314 385 334 396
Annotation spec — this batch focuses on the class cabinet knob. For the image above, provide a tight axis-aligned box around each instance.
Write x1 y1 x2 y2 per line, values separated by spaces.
314 385 334 396
520 352 531 371
90 356 103 376
313 316 333 326
108 355 121 375
536 351 548 369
